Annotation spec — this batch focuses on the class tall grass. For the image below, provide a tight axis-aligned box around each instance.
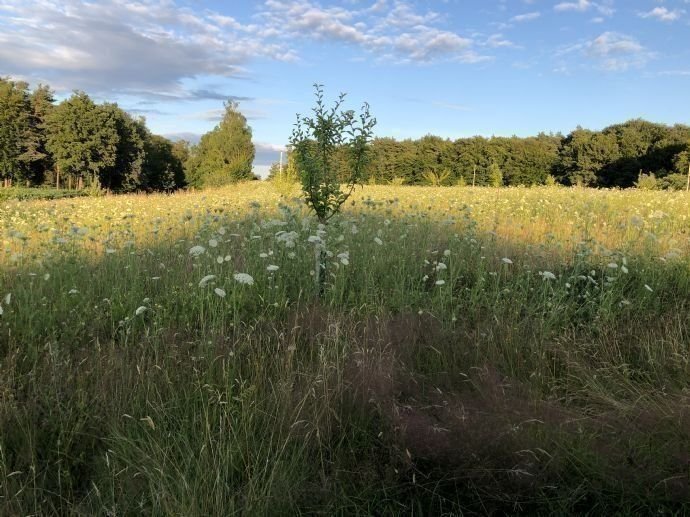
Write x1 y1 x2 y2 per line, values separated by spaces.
1 183 689 514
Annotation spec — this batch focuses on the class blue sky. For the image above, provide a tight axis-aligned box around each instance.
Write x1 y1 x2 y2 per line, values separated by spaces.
1 0 689 175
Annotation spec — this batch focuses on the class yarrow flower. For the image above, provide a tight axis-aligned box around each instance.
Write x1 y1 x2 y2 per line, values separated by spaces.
234 273 254 285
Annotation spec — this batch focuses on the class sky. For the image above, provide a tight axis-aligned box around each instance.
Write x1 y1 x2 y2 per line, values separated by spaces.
1 0 689 176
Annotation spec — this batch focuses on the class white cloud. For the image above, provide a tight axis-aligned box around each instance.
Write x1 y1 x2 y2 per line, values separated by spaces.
511 12 541 22
560 32 654 72
0 0 488 97
554 0 614 16
639 7 684 22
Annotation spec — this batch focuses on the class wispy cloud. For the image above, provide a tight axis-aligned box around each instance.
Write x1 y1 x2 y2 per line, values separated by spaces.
554 0 614 16
639 7 684 22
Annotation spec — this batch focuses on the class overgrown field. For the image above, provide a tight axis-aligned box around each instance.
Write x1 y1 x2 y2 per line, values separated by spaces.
1 183 689 514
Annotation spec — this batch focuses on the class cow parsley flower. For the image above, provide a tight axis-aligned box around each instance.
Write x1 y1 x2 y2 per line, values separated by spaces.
199 275 216 288
234 273 254 285
189 245 206 257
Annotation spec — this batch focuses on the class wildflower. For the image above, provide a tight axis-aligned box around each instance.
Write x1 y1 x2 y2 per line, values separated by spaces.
234 273 254 286
199 275 217 288
105 248 116 254
436 263 447 271
443 249 451 257
217 256 224 264
259 253 268 258
541 271 556 280
501 258 513 264
644 284 653 292
135 306 147 316
44 273 50 281
68 288 79 295
4 293 10 305
267 265 279 272
189 245 205 257
209 239 218 248
337 252 350 265
225 255 232 262
621 265 629 274
374 237 383 246
436 280 445 286
214 288 226 298
607 262 618 269
307 235 322 245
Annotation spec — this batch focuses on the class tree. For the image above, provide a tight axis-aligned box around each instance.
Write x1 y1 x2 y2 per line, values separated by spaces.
488 161 503 187
290 84 376 224
187 101 254 187
290 84 376 294
24 85 55 185
142 134 186 191
46 92 119 189
0 78 32 184
101 104 147 191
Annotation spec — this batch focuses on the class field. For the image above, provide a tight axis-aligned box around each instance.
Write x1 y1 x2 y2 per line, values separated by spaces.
1 183 690 514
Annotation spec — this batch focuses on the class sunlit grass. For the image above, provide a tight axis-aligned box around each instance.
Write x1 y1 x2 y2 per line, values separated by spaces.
1 183 689 514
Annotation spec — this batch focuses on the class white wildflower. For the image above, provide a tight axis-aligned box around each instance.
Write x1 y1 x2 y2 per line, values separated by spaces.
199 275 217 288
435 280 445 286
541 271 556 280
259 253 269 258
374 237 383 246
621 265 629 274
443 249 451 257
234 273 254 285
68 288 79 295
436 263 447 271
4 293 10 305
644 284 653 292
607 262 618 269
135 306 147 316
105 248 116 254
337 252 350 265
189 245 206 257
225 255 232 262
214 288 226 298
208 239 218 248
217 256 224 264
44 273 50 281
501 258 513 264
267 265 279 272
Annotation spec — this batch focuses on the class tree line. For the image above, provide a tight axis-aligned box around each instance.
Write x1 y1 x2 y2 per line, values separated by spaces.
0 78 256 192
271 120 690 189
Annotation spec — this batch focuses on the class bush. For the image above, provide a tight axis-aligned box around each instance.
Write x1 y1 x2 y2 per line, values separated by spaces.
0 187 88 201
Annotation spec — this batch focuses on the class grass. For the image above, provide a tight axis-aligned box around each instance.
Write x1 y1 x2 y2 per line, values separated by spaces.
1 182 689 514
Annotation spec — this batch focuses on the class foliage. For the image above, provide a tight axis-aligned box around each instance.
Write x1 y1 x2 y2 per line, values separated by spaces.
422 169 450 186
635 172 658 190
186 101 255 188
290 84 376 223
46 91 119 187
488 161 503 187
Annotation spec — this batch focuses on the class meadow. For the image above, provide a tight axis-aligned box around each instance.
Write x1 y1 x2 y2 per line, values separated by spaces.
1 182 689 514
